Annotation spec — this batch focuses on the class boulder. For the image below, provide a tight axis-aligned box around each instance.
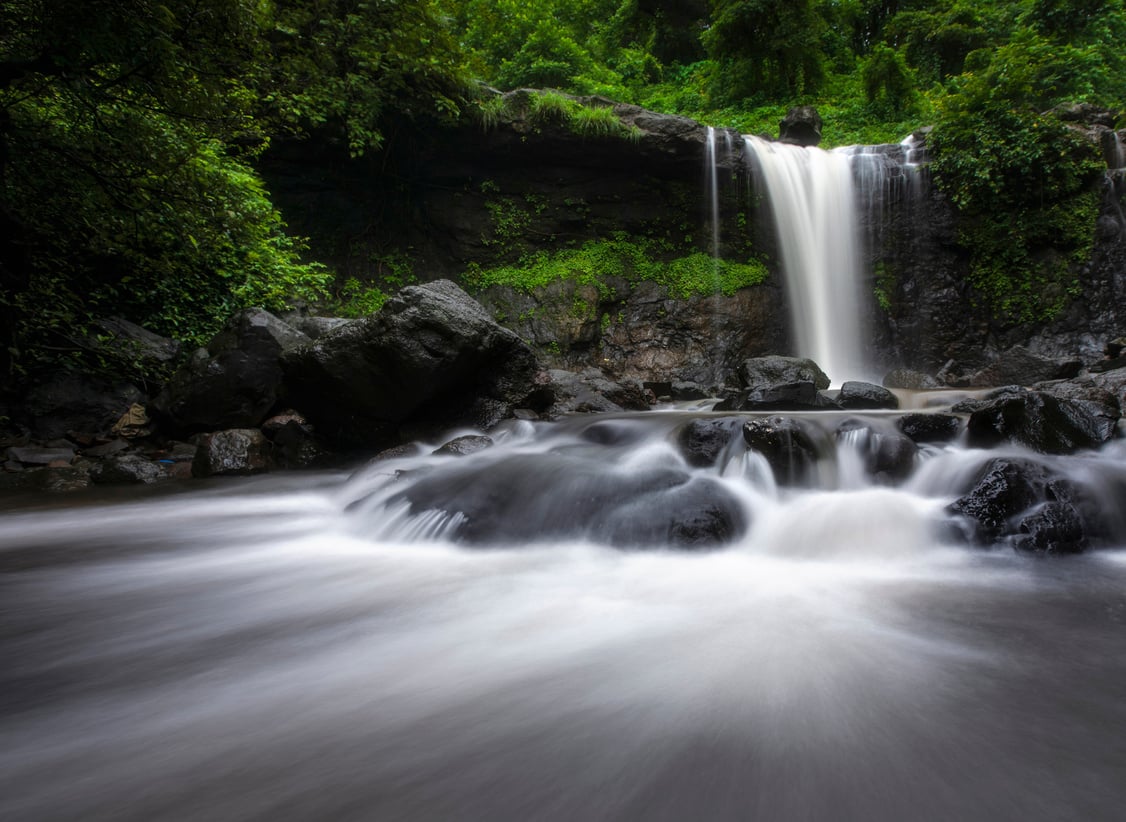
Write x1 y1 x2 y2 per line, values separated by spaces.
192 429 273 477
896 413 963 444
7 446 75 466
22 374 144 440
543 368 641 416
883 369 942 390
155 309 310 435
963 390 1116 454
948 457 1100 553
387 452 747 549
742 416 822 486
281 280 539 448
433 435 494 457
261 411 333 469
836 420 917 483
838 381 899 410
967 345 1081 387
90 455 166 485
736 355 830 390
715 381 838 412
675 417 743 467
779 106 823 147
89 317 181 375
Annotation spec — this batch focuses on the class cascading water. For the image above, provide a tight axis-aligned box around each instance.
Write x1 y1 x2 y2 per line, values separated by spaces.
744 135 866 384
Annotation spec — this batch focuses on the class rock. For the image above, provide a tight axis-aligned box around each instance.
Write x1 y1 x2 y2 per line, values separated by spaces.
7 446 75 466
779 106 823 147
433 435 494 457
896 413 963 443
965 390 1116 454
82 439 131 459
838 381 899 410
281 314 352 340
671 381 709 400
0 466 92 493
742 416 822 486
22 374 144 440
389 453 747 549
89 316 181 375
155 309 311 435
543 369 627 415
191 429 273 477
676 417 743 467
967 345 1081 386
836 420 917 482
90 455 166 485
736 355 830 390
948 457 1097 553
883 369 942 390
282 280 539 448
715 381 838 412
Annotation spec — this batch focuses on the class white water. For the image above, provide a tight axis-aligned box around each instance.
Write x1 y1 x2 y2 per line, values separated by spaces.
744 136 866 384
3 413 1126 821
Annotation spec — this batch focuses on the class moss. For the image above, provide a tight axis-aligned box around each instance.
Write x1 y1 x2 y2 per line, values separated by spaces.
461 237 768 301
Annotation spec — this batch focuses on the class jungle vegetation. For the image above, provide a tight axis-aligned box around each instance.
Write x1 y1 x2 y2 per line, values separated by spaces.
1 0 1123 377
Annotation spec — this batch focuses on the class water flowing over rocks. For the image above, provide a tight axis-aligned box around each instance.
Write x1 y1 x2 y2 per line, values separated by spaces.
675 417 744 467
741 416 822 486
958 389 1117 454
281 280 540 449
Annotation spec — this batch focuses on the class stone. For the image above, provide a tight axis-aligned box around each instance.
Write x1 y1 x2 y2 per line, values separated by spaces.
964 390 1116 454
838 381 899 410
676 417 743 467
7 446 75 466
89 316 181 374
967 345 1082 387
191 429 273 477
22 374 144 440
883 369 942 390
736 355 831 390
433 435 494 457
779 106 823 147
896 413 963 443
837 420 917 483
154 308 311 435
90 455 166 485
282 280 539 448
742 416 822 486
715 381 838 412
82 439 131 459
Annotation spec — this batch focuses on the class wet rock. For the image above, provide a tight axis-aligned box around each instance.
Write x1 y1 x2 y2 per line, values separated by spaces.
838 381 899 410
282 314 352 340
544 369 627 415
7 446 75 466
676 417 743 467
837 420 917 483
671 381 709 400
192 429 273 477
261 412 332 469
392 453 747 549
90 455 166 485
433 435 494 457
22 374 144 440
779 106 823 147
579 419 650 446
964 390 1115 454
716 381 838 412
0 466 93 493
742 416 821 486
883 369 942 390
948 458 1098 553
82 439 131 459
736 355 830 390
896 413 963 443
282 280 539 448
967 345 1082 387
155 309 311 435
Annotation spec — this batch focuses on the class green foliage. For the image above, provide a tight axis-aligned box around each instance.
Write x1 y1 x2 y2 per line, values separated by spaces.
334 277 389 318
462 237 768 300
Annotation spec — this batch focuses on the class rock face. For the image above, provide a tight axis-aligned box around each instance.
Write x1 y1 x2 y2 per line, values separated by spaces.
282 280 540 448
966 345 1081 387
22 374 144 440
154 309 310 435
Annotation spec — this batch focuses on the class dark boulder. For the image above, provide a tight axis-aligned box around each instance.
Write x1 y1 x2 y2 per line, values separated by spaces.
23 374 144 440
736 355 830 390
896 413 963 444
282 280 539 448
948 457 1100 553
388 452 747 549
89 317 181 377
883 369 942 390
779 106 823 147
742 416 822 486
191 429 273 477
155 309 310 435
6 445 75 466
838 381 899 410
543 368 645 416
967 345 1081 387
676 417 743 467
716 381 838 412
90 455 166 485
836 420 917 483
261 410 333 468
964 390 1116 454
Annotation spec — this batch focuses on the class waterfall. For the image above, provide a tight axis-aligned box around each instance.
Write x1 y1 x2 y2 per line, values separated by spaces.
744 135 866 384
705 126 721 271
